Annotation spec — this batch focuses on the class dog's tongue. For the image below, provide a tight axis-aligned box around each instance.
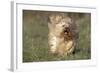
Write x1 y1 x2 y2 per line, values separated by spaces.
64 32 67 34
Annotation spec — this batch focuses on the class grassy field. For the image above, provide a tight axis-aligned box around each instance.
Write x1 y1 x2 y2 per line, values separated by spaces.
23 10 91 62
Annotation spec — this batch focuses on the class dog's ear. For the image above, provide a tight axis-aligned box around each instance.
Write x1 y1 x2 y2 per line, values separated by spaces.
48 16 52 30
47 16 52 30
48 15 56 31
49 14 63 24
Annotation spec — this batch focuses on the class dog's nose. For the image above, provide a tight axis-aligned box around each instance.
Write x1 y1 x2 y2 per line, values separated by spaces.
64 27 70 32
64 28 67 32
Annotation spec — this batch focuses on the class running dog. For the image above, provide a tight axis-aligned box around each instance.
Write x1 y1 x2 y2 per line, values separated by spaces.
48 13 75 56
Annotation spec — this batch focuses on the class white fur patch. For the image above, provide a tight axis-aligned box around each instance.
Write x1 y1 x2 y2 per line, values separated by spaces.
49 36 57 53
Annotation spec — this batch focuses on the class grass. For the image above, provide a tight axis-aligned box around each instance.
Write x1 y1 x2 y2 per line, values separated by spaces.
23 10 91 62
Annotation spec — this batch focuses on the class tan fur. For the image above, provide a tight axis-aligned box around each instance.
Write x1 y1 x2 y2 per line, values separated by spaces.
48 14 75 56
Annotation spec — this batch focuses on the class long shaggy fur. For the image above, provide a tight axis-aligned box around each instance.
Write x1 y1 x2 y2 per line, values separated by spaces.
48 13 75 56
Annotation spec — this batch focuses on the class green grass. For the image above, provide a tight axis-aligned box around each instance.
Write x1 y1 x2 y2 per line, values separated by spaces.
23 10 91 62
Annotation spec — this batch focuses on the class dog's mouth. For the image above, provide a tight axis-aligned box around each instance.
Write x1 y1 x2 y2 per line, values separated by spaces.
64 27 69 33
63 27 73 40
64 29 67 33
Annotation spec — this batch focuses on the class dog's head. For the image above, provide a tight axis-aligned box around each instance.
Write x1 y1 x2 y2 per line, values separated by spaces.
54 17 72 36
48 13 72 36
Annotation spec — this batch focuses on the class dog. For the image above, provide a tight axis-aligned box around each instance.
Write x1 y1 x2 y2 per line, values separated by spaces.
48 13 75 56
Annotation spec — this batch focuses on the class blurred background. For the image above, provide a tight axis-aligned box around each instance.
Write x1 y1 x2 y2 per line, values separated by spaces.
23 10 91 62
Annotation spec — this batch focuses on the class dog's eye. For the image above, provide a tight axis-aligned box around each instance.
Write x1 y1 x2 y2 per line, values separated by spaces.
62 25 65 27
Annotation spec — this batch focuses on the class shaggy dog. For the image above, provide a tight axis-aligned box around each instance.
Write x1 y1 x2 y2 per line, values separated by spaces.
48 13 75 56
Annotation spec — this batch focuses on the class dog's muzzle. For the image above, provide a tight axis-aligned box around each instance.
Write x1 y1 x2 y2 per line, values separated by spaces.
64 27 69 33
